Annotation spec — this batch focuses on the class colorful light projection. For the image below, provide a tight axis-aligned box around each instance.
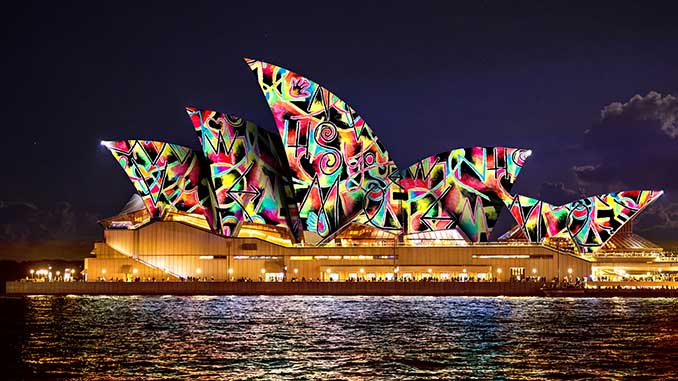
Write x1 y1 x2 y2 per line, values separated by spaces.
246 58 400 240
102 140 213 225
101 58 664 249
504 190 664 253
186 107 303 242
396 147 531 242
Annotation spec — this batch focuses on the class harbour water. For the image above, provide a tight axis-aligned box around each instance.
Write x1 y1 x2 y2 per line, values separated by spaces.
2 296 678 379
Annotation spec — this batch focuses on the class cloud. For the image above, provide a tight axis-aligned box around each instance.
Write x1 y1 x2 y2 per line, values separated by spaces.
570 91 678 198
537 182 584 203
639 201 678 231
600 91 678 138
571 164 626 191
497 90 678 241
571 164 600 177
631 200 678 249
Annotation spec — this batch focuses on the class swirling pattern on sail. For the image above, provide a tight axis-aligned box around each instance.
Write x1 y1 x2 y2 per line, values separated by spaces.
186 107 303 242
246 58 400 241
102 140 214 226
504 190 664 253
396 147 531 242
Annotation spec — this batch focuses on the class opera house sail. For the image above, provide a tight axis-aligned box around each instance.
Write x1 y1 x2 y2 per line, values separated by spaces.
91 58 667 284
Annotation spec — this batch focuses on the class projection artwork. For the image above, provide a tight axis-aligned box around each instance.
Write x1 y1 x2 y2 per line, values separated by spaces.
246 58 400 240
101 57 663 249
102 140 213 225
186 107 303 242
395 147 531 242
504 190 664 253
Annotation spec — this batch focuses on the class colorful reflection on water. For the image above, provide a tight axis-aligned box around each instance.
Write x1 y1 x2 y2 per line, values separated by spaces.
2 296 678 379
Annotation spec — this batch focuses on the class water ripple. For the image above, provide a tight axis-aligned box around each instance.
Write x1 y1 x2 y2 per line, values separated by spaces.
2 296 678 379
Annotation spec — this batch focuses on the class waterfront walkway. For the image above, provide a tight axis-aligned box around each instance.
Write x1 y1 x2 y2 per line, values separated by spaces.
6 280 678 297
6 280 542 296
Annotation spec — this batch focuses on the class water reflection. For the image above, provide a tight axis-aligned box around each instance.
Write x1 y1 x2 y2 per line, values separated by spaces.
2 296 678 379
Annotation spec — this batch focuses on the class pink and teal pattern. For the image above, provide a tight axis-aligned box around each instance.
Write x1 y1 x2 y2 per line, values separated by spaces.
396 147 531 242
102 140 214 225
505 190 663 253
186 108 303 242
246 58 400 241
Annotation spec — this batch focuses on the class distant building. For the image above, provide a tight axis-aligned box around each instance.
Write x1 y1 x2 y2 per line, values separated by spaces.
86 59 672 283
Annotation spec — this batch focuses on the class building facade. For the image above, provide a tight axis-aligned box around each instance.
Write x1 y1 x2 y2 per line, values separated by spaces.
87 58 670 283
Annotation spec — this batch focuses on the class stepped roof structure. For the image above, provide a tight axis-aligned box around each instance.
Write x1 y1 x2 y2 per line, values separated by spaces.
102 58 663 255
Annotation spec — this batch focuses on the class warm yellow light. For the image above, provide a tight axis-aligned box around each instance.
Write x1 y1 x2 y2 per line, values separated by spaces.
326 269 331 273
567 268 573 274
102 269 107 274
462 268 467 273
359 268 365 273
30 269 35 274
132 268 139 274
70 269 75 274
532 268 537 274
394 267 399 273
475 255 530 259
658 268 662 273
497 268 502 274
196 268 202 274
261 268 266 274
646 272 651 276
428 268 432 273
56 271 61 276
293 268 298 274
228 268 234 274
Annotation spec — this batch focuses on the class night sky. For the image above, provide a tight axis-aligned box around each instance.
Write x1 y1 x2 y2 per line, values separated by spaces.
2 1 677 257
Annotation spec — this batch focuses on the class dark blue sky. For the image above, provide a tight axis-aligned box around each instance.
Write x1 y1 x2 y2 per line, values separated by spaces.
2 1 677 248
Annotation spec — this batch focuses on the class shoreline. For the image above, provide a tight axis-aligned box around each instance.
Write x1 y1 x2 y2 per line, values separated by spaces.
6 281 678 297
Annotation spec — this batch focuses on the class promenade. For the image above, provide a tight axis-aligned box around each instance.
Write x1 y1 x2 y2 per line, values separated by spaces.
6 280 543 296
6 280 678 297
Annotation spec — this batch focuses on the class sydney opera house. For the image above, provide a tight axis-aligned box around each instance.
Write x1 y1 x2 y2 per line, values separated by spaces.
86 58 672 283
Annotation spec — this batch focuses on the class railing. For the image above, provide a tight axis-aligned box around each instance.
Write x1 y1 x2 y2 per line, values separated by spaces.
100 242 184 280
132 257 183 280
